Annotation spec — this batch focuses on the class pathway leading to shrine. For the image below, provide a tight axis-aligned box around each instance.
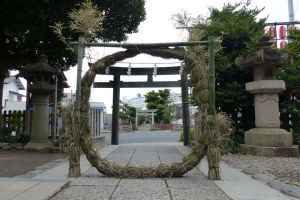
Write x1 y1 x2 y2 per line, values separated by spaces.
51 143 230 200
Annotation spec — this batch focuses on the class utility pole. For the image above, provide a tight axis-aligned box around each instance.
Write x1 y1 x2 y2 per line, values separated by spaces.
288 0 295 22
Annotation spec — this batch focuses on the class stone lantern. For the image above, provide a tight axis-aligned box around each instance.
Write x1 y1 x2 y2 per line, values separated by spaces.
235 38 299 157
19 55 59 151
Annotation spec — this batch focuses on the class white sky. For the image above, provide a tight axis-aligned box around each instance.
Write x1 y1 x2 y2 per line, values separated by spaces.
16 0 300 113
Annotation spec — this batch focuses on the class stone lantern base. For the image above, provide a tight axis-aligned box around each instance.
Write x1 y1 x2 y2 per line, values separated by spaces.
240 128 299 157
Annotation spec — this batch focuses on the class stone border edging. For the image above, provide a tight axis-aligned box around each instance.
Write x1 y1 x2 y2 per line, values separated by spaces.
229 163 300 198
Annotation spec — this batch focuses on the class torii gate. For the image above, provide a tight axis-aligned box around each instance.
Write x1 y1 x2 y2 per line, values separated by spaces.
93 63 190 145
136 109 157 127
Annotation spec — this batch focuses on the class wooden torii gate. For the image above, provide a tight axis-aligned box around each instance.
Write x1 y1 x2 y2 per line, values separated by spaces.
93 64 190 145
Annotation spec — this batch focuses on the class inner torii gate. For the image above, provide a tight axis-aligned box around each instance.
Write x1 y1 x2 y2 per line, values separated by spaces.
93 64 191 145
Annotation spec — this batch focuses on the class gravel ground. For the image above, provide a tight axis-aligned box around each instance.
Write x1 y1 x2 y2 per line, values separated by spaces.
222 154 300 187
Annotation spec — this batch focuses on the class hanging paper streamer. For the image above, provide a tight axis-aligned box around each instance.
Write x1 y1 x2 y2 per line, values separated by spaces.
127 63 131 76
153 64 157 76
105 66 110 75
179 62 184 75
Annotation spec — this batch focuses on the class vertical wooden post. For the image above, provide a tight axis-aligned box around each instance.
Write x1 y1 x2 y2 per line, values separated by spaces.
51 75 58 140
207 36 221 180
208 36 216 115
24 80 31 135
181 72 190 146
111 75 120 145
75 37 84 114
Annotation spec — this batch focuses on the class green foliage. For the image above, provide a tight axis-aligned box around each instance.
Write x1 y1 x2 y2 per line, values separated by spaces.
0 0 146 70
179 129 195 142
277 30 300 144
219 133 243 154
145 89 175 124
8 113 23 131
120 101 136 124
0 114 29 144
0 0 146 111
191 1 266 135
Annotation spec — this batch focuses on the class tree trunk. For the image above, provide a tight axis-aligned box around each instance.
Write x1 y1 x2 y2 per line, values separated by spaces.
68 145 81 177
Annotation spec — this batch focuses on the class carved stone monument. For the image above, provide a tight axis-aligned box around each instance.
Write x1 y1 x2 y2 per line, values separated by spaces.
235 38 299 157
20 56 59 151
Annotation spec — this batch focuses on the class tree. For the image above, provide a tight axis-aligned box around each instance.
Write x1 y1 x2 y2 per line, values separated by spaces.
0 0 146 114
119 101 136 124
189 2 265 135
277 29 300 145
145 89 175 123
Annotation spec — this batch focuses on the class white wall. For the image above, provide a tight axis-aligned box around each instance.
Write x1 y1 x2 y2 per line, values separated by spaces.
2 81 20 106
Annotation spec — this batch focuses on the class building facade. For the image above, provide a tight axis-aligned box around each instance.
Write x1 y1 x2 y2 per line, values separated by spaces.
2 77 26 111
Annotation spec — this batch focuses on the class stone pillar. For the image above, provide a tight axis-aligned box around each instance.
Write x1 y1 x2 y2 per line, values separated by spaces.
111 75 120 145
243 80 295 150
24 94 52 151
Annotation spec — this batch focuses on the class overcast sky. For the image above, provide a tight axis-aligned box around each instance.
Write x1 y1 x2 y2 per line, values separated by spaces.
19 0 300 113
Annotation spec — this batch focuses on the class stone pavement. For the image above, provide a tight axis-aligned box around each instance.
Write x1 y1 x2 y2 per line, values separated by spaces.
0 142 296 200
51 143 230 200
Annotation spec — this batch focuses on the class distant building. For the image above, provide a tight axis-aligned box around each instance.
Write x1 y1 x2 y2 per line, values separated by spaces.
170 93 181 104
2 77 26 111
61 92 76 106
124 93 147 110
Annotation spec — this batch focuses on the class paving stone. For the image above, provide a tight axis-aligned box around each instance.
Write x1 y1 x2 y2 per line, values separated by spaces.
167 171 229 200
129 148 160 166
70 177 119 186
105 146 135 166
50 185 115 200
252 173 273 183
170 186 229 200
269 181 300 198
111 179 170 200
157 146 183 164
12 181 68 200
242 168 260 175
0 181 40 200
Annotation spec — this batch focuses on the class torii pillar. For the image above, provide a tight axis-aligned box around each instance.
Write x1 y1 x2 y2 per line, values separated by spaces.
181 72 190 146
111 75 120 145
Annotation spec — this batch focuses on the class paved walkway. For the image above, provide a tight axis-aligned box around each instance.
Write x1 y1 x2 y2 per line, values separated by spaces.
0 142 295 200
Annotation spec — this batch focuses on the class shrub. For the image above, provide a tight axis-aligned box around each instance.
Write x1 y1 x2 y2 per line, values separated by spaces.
179 129 195 141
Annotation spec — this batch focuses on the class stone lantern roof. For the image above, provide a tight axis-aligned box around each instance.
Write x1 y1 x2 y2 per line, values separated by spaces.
18 55 59 80
235 37 292 71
